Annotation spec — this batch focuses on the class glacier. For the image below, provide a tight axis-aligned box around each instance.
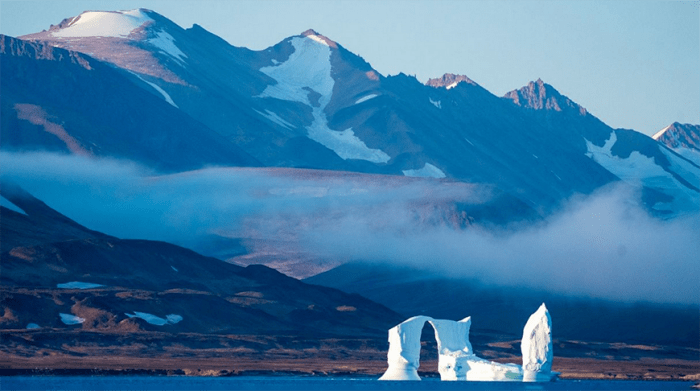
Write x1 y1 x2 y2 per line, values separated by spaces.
379 303 557 382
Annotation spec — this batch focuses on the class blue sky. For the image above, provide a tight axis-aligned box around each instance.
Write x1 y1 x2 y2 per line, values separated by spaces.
1 0 698 136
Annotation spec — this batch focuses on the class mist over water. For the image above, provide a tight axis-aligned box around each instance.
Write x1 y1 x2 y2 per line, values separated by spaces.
2 151 698 305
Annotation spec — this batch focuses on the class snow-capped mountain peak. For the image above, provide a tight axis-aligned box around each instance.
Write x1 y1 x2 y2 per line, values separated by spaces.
21 9 188 83
49 9 154 39
504 79 587 115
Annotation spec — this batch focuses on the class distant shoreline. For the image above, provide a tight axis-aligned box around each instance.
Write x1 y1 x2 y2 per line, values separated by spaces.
2 357 698 382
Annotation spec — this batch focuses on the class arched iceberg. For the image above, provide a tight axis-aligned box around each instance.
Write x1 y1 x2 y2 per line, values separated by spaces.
379 303 558 382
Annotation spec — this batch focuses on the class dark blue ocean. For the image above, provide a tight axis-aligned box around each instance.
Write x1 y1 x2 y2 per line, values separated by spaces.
0 376 694 390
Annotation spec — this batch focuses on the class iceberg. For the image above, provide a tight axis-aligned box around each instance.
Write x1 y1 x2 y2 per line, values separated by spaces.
379 303 557 382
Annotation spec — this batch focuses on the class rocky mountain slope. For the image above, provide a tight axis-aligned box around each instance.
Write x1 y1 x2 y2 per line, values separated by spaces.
0 182 402 337
653 122 700 166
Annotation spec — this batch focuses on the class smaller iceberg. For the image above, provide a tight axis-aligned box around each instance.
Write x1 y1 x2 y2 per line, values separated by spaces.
379 303 558 382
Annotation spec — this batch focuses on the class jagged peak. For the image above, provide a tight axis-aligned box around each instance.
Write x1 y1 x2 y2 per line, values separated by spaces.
504 79 587 115
652 122 700 150
426 73 478 89
299 29 337 48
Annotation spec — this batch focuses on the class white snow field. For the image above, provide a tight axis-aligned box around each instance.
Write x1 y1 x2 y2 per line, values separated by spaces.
402 163 446 178
26 323 40 329
149 30 187 64
0 195 27 215
57 281 104 289
125 311 183 326
51 10 152 38
429 98 442 109
379 304 557 382
586 132 700 214
60 313 85 325
258 34 390 163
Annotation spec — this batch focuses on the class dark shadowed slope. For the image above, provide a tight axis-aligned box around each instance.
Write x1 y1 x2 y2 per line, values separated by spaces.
0 182 402 337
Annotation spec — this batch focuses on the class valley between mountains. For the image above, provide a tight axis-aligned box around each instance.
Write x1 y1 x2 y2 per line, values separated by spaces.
1 8 698 379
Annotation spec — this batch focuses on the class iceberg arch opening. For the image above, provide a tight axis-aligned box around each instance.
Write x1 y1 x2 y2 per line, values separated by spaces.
378 304 558 382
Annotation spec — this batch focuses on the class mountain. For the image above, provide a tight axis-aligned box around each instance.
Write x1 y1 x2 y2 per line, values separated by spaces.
653 122 700 166
503 79 700 216
0 35 258 172
11 9 697 218
0 181 402 337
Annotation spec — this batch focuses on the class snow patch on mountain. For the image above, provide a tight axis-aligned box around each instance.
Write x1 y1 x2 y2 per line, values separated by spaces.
1 195 27 215
60 313 85 325
355 94 378 104
586 132 700 214
255 109 294 129
131 72 178 108
125 311 182 326
258 36 389 163
403 163 446 178
51 10 152 38
429 98 442 109
148 31 187 64
26 323 40 329
57 281 104 289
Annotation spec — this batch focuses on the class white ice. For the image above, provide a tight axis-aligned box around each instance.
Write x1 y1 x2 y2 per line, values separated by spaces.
148 31 187 64
0 195 27 215
60 313 85 325
171 265 178 272
521 303 553 381
446 82 459 90
257 36 390 163
403 163 446 179
355 94 378 104
130 71 178 108
125 311 182 326
429 98 442 109
586 132 700 214
378 315 430 380
57 281 103 289
51 10 152 38
254 109 295 129
26 323 40 329
379 304 557 382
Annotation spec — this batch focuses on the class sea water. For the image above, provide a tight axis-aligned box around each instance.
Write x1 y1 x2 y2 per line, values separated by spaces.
1 376 694 390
